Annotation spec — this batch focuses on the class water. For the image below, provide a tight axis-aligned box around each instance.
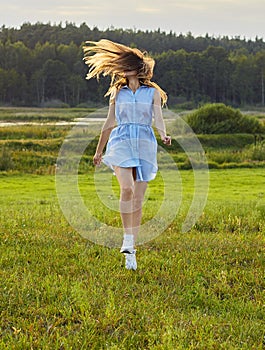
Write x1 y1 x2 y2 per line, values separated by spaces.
0 118 106 127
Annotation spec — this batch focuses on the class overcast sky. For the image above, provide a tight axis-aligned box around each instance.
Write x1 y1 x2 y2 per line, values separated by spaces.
1 0 265 39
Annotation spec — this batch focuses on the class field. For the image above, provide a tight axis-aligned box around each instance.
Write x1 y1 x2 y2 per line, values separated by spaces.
0 108 265 349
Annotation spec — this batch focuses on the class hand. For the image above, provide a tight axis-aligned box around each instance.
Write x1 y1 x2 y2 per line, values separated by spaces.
93 152 102 166
162 135 171 146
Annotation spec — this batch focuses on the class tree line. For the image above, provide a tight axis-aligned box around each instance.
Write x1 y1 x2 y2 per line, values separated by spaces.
0 22 265 107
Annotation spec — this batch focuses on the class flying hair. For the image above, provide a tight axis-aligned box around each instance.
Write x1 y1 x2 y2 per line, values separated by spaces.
83 39 167 105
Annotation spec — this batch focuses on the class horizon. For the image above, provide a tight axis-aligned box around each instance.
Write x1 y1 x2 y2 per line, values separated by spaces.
1 21 264 42
1 0 265 41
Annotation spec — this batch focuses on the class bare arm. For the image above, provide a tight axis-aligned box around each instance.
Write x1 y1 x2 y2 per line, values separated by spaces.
153 89 171 145
93 101 116 166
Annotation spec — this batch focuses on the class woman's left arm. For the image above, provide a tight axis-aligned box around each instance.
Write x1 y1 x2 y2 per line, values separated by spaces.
153 89 171 145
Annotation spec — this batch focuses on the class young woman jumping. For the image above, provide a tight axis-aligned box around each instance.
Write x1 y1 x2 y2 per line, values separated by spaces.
83 39 171 270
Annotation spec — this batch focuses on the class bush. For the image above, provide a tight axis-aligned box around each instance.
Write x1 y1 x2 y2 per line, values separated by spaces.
244 143 265 161
0 148 13 171
186 103 265 134
208 150 242 164
197 134 255 149
40 99 69 108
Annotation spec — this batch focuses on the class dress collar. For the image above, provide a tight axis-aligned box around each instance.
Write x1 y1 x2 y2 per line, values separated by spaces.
122 84 147 90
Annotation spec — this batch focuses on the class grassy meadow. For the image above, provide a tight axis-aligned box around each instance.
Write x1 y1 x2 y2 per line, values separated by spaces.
0 108 265 349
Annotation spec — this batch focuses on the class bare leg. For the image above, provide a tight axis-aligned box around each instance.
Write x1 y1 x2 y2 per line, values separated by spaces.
114 167 134 235
114 167 147 270
131 181 148 240
114 167 148 238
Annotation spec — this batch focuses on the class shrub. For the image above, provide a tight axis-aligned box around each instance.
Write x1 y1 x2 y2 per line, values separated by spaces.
0 147 13 171
186 103 265 134
197 134 255 149
40 99 69 108
208 150 242 164
244 143 265 161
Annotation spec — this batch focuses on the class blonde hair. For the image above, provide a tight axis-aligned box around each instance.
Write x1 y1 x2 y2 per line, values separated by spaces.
83 39 167 105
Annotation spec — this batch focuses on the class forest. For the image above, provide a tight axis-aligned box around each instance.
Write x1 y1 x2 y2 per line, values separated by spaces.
0 22 265 107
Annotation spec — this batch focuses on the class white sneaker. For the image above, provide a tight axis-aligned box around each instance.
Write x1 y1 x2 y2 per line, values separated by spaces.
120 234 134 254
125 250 137 270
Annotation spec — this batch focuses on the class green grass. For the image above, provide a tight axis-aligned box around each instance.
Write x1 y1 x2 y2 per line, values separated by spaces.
0 107 97 122
0 107 265 174
0 169 264 349
0 108 264 348
1 129 265 174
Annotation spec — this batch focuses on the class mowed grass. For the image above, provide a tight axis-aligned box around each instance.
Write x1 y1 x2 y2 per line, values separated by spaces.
0 169 264 349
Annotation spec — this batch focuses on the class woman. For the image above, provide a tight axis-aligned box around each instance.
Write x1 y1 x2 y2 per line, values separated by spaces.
83 39 171 270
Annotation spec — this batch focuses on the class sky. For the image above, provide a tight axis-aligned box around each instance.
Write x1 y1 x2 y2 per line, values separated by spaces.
1 0 265 40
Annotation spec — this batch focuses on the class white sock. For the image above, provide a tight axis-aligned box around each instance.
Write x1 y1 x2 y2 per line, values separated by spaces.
124 233 134 240
120 233 134 253
123 233 134 246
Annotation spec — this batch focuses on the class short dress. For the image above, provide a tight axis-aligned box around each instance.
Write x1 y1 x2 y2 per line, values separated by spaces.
102 85 158 182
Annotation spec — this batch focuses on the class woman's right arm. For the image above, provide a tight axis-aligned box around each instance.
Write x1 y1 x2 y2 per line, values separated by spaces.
93 102 116 166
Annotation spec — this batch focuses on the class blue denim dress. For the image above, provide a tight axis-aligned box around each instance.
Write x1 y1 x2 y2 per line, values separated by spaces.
102 85 158 181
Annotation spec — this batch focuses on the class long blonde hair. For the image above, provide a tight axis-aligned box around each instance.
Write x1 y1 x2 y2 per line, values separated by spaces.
83 39 167 105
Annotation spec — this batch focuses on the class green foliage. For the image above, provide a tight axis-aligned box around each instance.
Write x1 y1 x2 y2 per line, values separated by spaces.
1 23 265 54
245 142 265 161
0 126 68 140
0 107 265 174
40 99 70 108
0 24 265 106
197 133 255 149
186 103 265 134
0 147 13 171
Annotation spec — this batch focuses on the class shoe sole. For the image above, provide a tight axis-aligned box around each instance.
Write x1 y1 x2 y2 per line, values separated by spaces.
120 248 134 254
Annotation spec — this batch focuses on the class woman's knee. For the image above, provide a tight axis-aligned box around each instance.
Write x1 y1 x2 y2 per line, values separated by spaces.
120 185 134 201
